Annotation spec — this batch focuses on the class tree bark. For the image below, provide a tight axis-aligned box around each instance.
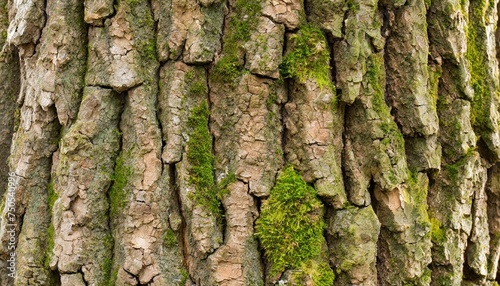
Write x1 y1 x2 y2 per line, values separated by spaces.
1 0 500 285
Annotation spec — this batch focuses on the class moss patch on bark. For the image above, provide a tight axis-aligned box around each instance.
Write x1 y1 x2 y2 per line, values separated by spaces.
186 101 229 220
44 181 57 269
255 166 333 282
211 0 262 83
466 0 497 137
109 151 131 218
279 25 333 91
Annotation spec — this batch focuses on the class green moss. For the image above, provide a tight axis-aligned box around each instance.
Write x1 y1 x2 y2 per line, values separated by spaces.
218 172 236 196
407 170 430 224
47 181 57 212
100 233 114 285
488 0 496 10
424 0 431 9
366 53 402 142
180 268 189 286
433 272 455 285
368 55 404 146
459 0 466 11
44 181 58 269
430 217 446 245
185 71 194 81
163 228 178 248
466 0 495 138
290 260 335 286
0 30 6 42
109 151 131 218
428 65 442 111
13 108 20 131
266 91 278 111
44 224 55 269
169 48 179 59
123 0 158 79
186 101 226 220
140 39 157 62
366 54 388 117
186 101 215 197
211 0 262 83
108 263 119 286
340 259 356 272
443 148 475 182
279 25 334 91
346 0 360 13
422 268 432 284
265 85 280 126
310 262 335 285
189 82 208 96
255 166 327 276
212 54 241 83
407 170 427 197
367 54 406 186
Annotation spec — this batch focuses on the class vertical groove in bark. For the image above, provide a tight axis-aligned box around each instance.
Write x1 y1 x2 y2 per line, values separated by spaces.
111 83 165 285
326 205 380 285
428 1 470 284
384 0 440 173
0 48 19 282
209 1 285 284
161 62 222 284
465 165 490 283
51 87 122 285
1 56 59 285
0 0 71 285
39 2 89 284
0 0 19 202
164 163 188 284
487 164 500 281
426 0 500 284
282 26 346 209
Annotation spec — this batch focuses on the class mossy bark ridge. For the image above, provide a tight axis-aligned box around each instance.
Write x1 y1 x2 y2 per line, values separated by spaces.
2 0 500 285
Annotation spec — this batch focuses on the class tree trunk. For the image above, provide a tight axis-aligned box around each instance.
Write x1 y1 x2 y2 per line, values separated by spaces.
1 0 500 285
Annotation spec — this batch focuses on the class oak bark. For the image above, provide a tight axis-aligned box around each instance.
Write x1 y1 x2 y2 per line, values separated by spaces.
2 0 500 285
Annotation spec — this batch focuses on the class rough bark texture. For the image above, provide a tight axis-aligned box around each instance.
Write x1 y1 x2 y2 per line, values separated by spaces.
2 0 500 285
